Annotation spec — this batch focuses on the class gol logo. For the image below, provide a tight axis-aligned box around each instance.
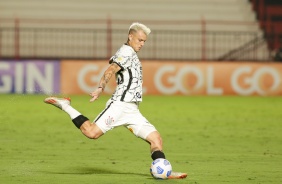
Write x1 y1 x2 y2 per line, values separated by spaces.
231 66 280 95
154 65 222 95
154 65 281 95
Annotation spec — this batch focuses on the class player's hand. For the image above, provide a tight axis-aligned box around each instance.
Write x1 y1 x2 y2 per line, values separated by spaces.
89 88 103 102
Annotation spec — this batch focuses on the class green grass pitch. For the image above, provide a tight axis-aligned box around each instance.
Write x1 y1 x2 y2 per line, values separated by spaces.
0 94 282 184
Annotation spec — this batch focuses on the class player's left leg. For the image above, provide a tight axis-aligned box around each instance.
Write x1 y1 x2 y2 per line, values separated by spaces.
145 131 165 159
145 131 187 179
128 119 187 179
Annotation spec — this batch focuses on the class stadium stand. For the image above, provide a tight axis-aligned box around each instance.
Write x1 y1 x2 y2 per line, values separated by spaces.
0 0 272 61
0 0 259 29
251 0 282 57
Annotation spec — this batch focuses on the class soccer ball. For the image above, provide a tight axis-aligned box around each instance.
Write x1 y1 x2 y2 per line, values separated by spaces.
150 158 172 179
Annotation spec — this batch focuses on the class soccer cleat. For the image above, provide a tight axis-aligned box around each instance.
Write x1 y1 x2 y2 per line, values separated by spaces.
44 97 71 110
168 171 187 179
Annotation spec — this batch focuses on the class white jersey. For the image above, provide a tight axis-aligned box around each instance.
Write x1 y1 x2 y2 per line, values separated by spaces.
109 44 143 102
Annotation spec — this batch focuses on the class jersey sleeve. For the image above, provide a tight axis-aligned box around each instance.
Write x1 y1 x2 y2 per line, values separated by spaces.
109 46 132 70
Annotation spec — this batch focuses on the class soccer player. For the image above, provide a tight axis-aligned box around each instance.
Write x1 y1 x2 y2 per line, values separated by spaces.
44 22 187 179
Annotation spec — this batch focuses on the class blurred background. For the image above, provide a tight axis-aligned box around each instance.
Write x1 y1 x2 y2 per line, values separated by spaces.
0 0 282 95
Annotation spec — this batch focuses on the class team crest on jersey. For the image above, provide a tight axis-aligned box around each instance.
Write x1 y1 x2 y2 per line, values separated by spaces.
105 116 114 126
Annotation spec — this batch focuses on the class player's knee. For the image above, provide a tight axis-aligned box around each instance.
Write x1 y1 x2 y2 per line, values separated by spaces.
84 130 100 139
80 124 103 139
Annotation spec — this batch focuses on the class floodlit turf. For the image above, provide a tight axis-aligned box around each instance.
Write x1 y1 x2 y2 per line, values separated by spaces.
0 94 282 184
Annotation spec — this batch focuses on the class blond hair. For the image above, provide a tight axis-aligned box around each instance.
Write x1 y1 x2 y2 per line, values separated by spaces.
128 22 151 35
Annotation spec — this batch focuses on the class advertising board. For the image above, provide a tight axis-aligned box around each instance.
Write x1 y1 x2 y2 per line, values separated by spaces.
0 60 60 94
61 60 282 96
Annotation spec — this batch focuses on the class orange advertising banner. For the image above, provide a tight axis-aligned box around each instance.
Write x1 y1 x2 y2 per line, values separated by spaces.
61 60 282 96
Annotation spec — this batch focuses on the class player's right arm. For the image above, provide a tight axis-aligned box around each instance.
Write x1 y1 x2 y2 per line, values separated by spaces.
89 63 121 102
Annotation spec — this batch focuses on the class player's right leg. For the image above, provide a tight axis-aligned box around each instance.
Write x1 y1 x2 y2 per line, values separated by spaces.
44 97 103 139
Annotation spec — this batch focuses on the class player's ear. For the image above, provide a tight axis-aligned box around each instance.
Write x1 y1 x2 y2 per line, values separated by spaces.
129 34 133 41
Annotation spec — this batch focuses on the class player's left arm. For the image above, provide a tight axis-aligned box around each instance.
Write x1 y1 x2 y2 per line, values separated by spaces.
89 63 121 102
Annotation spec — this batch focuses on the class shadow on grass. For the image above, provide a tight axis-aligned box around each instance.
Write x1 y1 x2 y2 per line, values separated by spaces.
42 166 150 177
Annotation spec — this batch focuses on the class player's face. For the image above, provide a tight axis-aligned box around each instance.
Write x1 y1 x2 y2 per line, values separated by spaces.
128 30 147 52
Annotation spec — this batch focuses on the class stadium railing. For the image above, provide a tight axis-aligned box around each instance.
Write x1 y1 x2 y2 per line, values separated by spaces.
0 17 277 61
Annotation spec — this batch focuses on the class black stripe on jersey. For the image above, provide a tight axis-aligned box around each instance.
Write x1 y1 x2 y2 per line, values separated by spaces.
121 68 132 101
117 71 124 85
94 101 113 122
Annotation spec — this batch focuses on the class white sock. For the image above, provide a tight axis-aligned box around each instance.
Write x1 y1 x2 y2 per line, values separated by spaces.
61 104 81 119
